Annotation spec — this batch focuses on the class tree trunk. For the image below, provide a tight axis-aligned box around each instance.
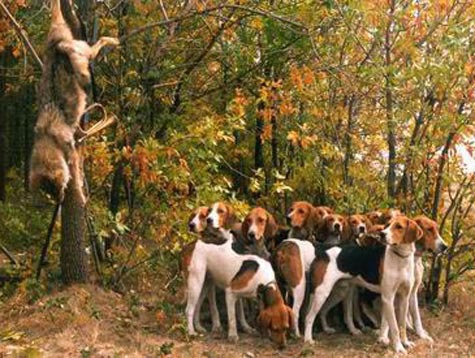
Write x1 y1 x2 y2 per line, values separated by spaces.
57 0 92 284
271 115 278 170
0 49 12 202
60 151 88 283
255 108 265 171
343 95 356 186
385 0 396 201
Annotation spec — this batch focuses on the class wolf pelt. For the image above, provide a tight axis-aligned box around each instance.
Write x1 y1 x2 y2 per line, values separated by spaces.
29 0 118 203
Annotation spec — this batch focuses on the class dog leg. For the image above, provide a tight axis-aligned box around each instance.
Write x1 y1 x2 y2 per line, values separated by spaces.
193 280 208 333
304 275 341 343
291 280 306 337
398 287 415 350
319 280 350 334
352 287 367 331
237 299 255 334
361 301 379 329
378 314 390 345
225 289 239 342
186 265 206 336
208 284 222 333
381 292 406 354
344 286 362 335
89 37 120 59
409 285 432 342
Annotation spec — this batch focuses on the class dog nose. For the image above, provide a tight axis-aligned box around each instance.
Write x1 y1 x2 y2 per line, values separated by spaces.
379 231 387 243
189 222 195 231
334 223 341 231
206 217 212 225
359 226 366 234
248 231 256 241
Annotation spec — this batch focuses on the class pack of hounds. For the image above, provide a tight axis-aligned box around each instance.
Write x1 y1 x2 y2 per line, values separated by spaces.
182 202 448 353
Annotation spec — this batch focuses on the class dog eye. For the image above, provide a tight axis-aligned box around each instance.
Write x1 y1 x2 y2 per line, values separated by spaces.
428 227 434 232
395 224 403 230
258 218 265 224
217 209 224 214
298 209 304 214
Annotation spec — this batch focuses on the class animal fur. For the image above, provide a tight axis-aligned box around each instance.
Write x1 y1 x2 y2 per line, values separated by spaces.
29 0 119 203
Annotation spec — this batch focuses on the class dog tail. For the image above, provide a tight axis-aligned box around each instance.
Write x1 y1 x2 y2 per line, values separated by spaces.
51 0 65 25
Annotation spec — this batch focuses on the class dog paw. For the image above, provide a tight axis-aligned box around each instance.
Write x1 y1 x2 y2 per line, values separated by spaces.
402 340 415 349
323 327 336 334
378 336 390 346
350 328 362 336
303 337 315 345
228 334 239 343
242 326 256 335
211 325 223 333
394 342 407 354
292 330 301 339
195 325 206 334
418 331 433 343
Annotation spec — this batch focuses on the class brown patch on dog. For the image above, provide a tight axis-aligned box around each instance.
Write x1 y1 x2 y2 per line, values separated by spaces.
188 206 210 233
414 215 441 252
387 216 423 244
242 207 278 243
366 211 383 225
348 215 372 237
273 241 302 288
318 214 346 239
310 256 330 291
381 208 403 225
230 260 259 290
211 202 239 229
287 201 315 229
257 283 294 349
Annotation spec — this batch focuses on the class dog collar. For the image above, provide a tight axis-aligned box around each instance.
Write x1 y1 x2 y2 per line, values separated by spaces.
389 246 413 258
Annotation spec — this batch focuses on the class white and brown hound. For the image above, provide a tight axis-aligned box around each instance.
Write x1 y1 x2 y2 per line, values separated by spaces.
273 204 334 337
185 227 293 347
286 201 333 242
304 216 422 354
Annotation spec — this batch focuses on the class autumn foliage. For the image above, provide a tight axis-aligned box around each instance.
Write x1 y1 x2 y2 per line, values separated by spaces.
0 0 474 304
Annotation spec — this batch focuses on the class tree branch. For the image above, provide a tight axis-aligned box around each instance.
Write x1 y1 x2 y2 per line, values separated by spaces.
0 1 43 68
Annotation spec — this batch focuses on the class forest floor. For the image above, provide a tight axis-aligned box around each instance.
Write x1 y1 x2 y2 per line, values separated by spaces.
0 279 474 358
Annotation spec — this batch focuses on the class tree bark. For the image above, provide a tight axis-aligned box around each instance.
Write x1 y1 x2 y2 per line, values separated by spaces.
385 0 396 201
60 151 88 283
57 0 93 284
255 114 265 171
0 49 13 202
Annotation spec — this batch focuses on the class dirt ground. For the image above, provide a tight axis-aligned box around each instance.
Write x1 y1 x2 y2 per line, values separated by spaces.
0 282 474 358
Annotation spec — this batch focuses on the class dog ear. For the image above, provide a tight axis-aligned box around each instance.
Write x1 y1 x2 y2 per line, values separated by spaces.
241 214 250 240
341 217 352 241
224 204 238 229
264 212 278 240
364 215 372 230
404 219 424 243
307 204 319 231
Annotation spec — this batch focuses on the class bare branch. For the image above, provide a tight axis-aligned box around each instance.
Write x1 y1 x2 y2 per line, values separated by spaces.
0 1 43 68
